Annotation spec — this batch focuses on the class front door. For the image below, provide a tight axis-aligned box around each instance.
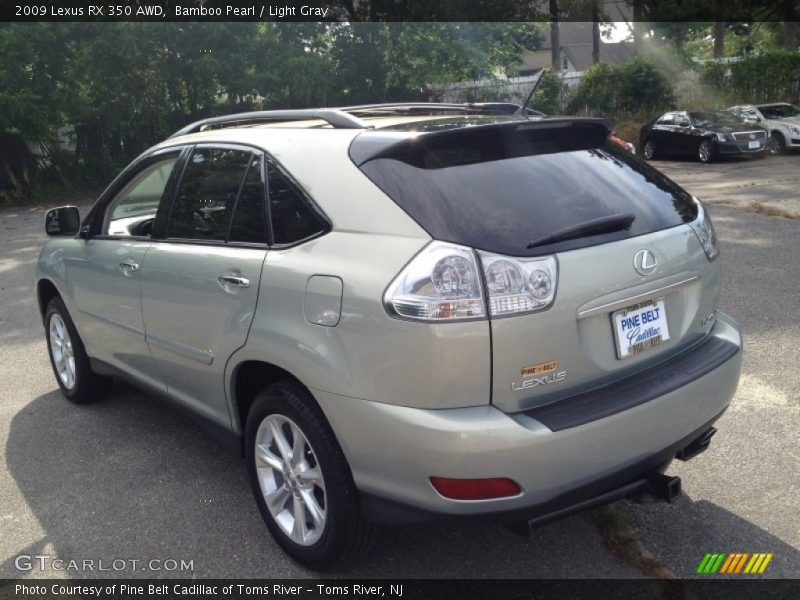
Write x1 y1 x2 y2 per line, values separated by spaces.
68 151 180 389
141 146 269 427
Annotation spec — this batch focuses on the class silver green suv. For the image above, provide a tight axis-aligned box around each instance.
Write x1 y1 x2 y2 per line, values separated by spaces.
36 104 742 569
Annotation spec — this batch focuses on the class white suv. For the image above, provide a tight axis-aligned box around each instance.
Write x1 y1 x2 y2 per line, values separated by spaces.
729 103 800 154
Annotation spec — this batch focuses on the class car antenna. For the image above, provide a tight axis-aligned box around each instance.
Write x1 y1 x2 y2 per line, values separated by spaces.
515 67 550 117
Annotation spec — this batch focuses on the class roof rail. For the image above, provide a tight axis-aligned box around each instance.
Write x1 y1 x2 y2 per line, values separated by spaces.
169 109 369 138
337 102 535 116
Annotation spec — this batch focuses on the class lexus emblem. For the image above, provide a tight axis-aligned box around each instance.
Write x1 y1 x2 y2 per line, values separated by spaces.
634 250 657 276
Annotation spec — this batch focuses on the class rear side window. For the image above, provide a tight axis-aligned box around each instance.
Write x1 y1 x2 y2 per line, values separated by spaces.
267 162 326 245
168 148 251 241
357 125 698 257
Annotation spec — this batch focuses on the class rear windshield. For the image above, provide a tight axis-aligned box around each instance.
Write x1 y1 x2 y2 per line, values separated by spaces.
357 126 698 256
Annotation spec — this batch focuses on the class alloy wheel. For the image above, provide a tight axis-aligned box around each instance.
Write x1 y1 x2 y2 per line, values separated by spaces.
49 313 76 390
254 414 327 546
643 141 655 160
699 141 712 163
769 133 785 155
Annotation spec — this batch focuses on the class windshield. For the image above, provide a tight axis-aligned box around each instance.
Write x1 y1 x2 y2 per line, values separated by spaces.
689 111 742 127
758 104 800 119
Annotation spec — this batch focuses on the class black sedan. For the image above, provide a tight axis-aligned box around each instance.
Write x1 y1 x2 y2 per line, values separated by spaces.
639 110 769 163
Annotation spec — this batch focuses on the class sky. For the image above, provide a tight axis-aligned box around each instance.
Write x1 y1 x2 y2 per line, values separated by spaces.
604 22 633 43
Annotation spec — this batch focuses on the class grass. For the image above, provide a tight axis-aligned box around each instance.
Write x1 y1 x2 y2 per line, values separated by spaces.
614 120 649 146
596 503 678 580
750 201 800 220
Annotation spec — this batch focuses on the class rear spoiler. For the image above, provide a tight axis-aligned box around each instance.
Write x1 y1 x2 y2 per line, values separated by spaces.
349 117 614 166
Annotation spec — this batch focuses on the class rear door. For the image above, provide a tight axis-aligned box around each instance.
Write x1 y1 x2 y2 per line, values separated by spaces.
141 145 269 427
650 113 677 153
673 112 697 154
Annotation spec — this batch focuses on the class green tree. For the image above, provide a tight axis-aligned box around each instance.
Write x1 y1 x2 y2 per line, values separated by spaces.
0 22 542 205
0 24 73 201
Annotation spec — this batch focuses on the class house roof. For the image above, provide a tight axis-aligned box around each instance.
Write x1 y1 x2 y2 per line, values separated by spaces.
519 22 635 73
562 41 634 71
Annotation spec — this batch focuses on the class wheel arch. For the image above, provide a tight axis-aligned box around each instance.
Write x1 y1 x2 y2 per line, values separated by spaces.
229 359 314 439
36 278 62 323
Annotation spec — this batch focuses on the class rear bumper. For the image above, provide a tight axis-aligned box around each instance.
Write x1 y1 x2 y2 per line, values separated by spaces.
314 312 742 521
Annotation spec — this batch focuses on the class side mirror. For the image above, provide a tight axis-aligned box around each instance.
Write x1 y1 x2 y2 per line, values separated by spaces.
45 206 81 237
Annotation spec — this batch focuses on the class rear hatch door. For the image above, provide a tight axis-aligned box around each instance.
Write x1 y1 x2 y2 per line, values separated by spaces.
355 118 719 414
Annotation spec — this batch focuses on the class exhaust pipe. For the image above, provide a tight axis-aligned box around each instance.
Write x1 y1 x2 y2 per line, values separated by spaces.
647 472 682 503
676 427 717 462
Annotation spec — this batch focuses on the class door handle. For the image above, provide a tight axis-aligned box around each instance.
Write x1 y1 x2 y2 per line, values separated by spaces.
119 260 140 272
217 275 250 288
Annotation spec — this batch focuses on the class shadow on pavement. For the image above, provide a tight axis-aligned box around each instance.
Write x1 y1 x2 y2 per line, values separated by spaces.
4 381 796 579
4 384 640 579
621 494 800 578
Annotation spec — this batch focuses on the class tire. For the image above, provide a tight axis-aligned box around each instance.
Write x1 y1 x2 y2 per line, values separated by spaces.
45 297 112 403
643 139 657 160
698 139 715 163
769 131 786 155
245 381 379 570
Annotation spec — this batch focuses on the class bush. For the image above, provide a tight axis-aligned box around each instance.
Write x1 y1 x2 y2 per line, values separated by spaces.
567 63 617 116
700 51 800 105
616 58 675 114
529 70 565 114
736 51 800 101
568 58 674 119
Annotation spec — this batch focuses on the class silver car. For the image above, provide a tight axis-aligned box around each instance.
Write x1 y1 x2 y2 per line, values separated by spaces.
36 104 742 569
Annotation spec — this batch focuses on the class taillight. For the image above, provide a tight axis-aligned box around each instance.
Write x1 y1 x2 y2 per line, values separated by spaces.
479 251 558 317
383 241 486 321
430 477 522 500
689 199 719 261
385 242 559 322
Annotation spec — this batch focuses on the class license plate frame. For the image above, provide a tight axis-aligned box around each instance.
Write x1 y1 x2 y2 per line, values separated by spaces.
612 297 670 359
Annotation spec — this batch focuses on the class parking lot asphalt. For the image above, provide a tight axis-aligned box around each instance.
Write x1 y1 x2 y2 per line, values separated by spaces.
0 154 798 579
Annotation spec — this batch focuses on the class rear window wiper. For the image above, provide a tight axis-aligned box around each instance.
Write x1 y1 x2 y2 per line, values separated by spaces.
527 213 636 249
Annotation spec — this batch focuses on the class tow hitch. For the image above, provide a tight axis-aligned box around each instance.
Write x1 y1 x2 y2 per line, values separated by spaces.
676 426 717 462
646 472 682 503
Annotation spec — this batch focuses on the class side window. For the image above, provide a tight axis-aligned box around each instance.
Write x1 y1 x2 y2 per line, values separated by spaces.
103 156 177 237
267 162 326 245
674 114 690 127
228 156 268 244
168 148 251 241
657 114 675 125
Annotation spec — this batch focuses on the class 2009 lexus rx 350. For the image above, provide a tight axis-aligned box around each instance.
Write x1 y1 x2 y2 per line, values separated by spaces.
36 104 742 569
